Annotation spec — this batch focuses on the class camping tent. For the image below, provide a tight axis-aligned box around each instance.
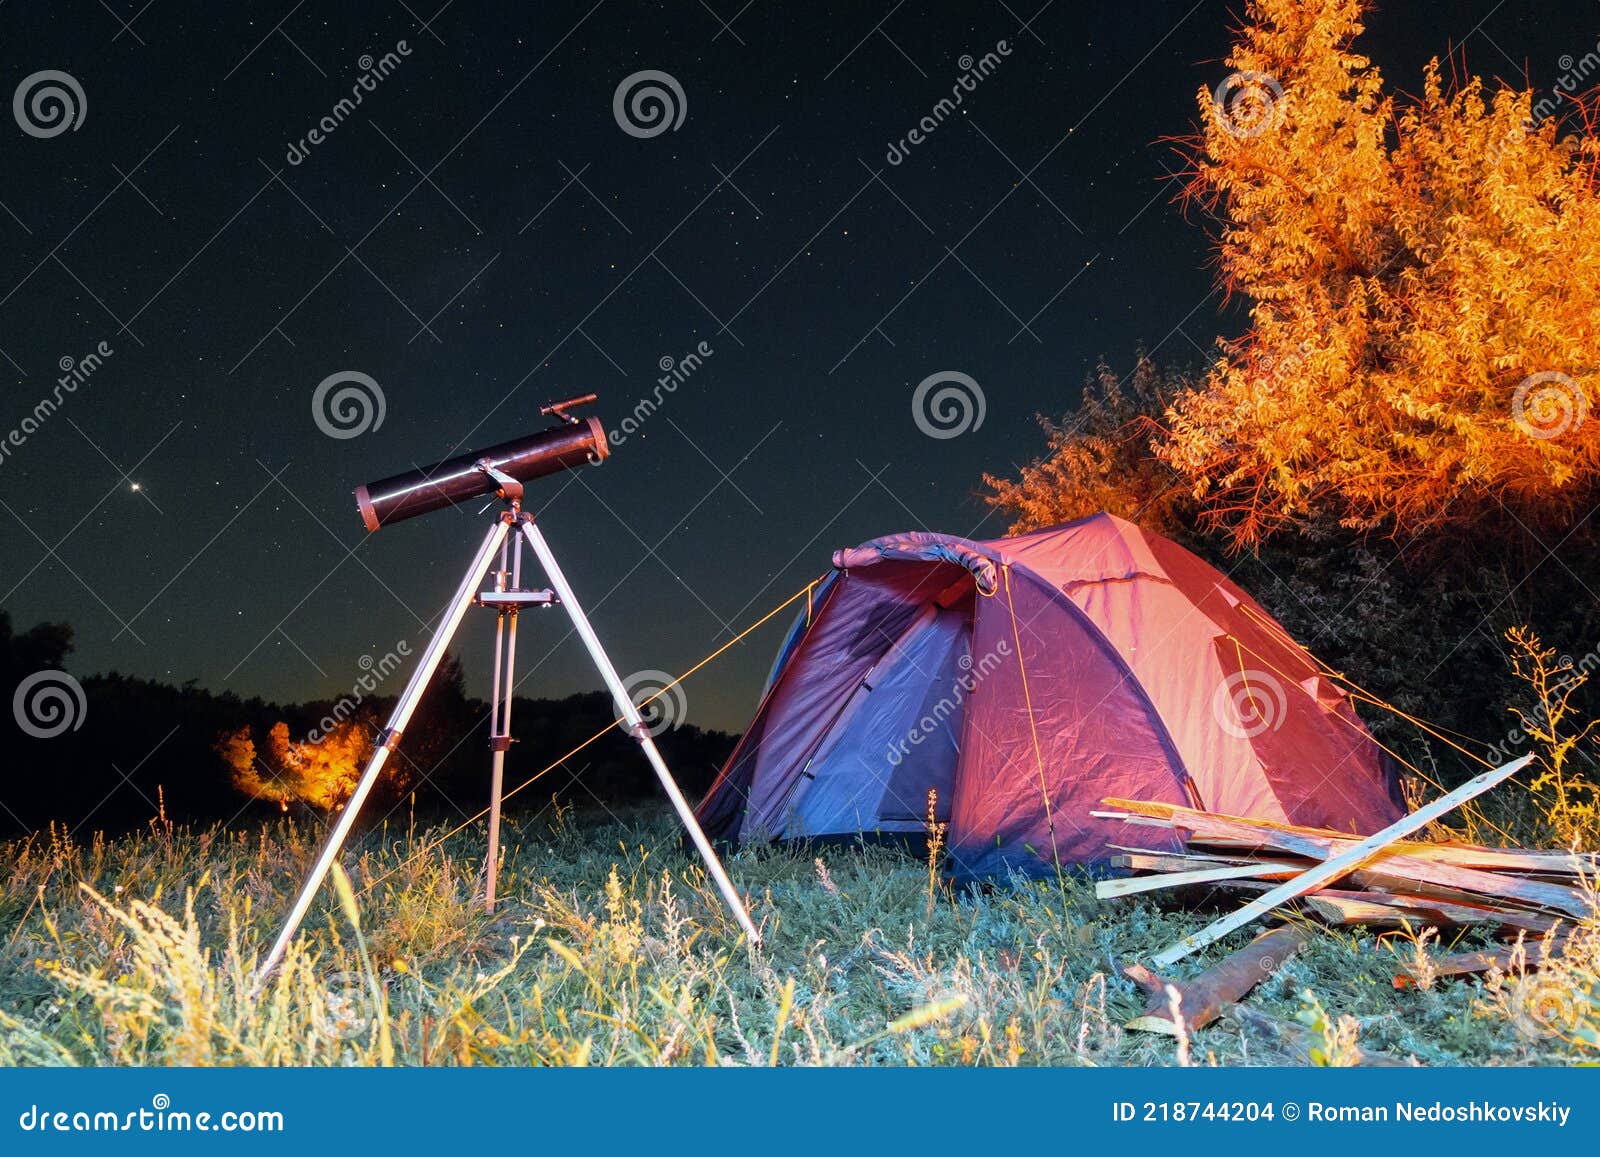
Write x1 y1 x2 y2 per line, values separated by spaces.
696 513 1403 880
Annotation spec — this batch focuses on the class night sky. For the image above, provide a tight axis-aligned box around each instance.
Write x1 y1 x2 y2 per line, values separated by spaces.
1 1 1592 732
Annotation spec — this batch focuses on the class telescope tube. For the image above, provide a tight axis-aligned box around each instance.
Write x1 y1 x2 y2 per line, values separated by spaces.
354 417 608 531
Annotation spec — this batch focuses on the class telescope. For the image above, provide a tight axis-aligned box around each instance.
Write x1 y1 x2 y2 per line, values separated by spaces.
354 394 608 531
258 392 760 983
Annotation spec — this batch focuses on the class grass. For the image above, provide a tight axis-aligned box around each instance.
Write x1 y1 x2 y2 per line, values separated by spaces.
0 802 1595 1067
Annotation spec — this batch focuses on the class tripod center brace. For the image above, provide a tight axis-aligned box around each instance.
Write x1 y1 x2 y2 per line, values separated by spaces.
258 463 760 979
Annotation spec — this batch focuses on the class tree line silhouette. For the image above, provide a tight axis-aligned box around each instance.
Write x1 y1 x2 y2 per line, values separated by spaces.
0 610 735 837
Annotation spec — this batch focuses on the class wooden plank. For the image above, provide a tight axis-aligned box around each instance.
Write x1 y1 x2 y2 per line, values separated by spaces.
1096 859 1305 899
1213 880 1561 933
1392 932 1574 987
1125 926 1309 1035
1109 848 1308 871
1146 753 1536 967
1300 891 1420 926
1343 869 1575 923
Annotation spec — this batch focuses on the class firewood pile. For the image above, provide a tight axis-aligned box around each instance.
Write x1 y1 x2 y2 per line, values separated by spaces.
1091 792 1597 1050
1094 796 1598 941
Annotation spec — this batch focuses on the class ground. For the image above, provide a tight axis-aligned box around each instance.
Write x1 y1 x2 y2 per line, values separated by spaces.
0 806 1589 1066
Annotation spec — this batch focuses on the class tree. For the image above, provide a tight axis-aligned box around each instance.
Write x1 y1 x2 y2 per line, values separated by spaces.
1162 0 1600 546
981 354 1196 538
219 718 374 812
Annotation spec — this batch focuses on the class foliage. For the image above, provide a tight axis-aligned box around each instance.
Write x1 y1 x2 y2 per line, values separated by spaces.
1504 627 1600 851
1480 897 1600 1053
981 355 1195 538
218 719 378 812
1160 0 1600 546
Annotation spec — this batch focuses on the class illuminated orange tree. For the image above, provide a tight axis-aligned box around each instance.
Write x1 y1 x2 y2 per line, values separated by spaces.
218 719 376 811
981 354 1193 536
1161 0 1600 546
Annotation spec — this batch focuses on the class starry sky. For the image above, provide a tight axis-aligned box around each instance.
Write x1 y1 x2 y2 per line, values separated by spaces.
1 0 1592 731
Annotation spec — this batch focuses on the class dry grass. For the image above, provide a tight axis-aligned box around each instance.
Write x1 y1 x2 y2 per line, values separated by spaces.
0 804 1595 1067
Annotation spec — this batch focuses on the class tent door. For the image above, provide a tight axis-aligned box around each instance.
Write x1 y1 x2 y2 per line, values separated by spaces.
780 602 970 837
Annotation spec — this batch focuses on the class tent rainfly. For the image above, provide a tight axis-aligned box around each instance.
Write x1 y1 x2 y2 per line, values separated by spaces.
696 513 1403 881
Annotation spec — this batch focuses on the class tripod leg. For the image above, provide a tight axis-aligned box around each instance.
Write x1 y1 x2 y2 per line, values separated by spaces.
486 531 524 915
517 518 762 946
485 532 523 913
484 535 510 914
257 517 513 982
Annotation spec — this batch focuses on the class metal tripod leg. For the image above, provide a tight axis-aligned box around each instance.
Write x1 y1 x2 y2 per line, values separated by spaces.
484 531 523 913
257 517 513 982
517 517 762 946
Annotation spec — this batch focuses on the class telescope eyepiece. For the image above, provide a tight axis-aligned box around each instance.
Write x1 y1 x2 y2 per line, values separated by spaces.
540 393 598 424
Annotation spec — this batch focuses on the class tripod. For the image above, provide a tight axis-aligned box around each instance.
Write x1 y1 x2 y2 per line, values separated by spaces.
257 472 759 980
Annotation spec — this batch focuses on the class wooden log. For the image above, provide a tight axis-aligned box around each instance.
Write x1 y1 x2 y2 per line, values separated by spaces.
1124 925 1309 1035
1391 930 1575 987
1146 754 1536 967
